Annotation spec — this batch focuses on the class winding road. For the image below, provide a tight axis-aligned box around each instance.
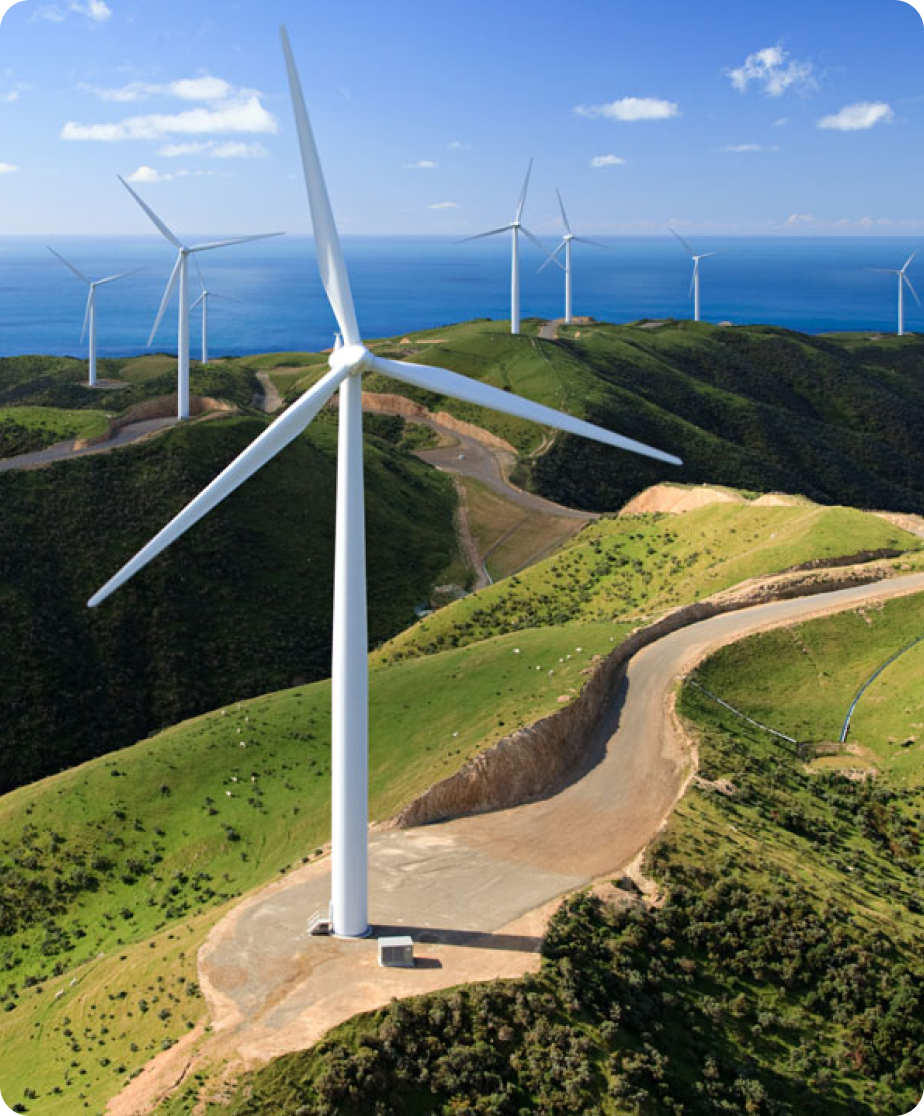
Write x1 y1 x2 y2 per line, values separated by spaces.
175 571 924 1078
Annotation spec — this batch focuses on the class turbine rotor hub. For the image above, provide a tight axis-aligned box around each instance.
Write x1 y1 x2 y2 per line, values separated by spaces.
329 342 371 376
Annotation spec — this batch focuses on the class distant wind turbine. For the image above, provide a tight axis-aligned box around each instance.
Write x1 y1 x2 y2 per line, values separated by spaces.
668 228 719 323
190 260 242 366
118 175 282 419
868 251 920 337
540 190 615 324
460 160 550 335
47 247 137 387
87 25 683 941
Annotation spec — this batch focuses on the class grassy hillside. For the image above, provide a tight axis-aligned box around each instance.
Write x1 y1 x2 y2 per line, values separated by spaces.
378 501 922 661
208 594 924 1116
273 319 924 515
0 405 111 456
0 413 460 792
0 497 920 1114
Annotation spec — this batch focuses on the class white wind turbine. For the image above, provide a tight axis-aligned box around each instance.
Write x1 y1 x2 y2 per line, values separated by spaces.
88 25 683 941
47 247 138 387
868 251 920 337
669 228 719 323
190 260 242 366
540 190 615 324
460 160 550 335
118 175 282 419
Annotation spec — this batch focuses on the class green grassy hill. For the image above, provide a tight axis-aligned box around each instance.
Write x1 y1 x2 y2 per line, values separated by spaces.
271 319 924 515
0 496 920 1114
205 597 924 1116
0 413 460 792
378 501 922 661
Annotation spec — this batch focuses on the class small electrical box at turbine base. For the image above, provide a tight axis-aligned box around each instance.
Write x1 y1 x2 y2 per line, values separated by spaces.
378 936 414 968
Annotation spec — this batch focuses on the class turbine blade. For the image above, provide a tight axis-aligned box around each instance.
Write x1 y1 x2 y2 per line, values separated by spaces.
867 268 895 274
94 267 143 287
190 233 284 254
191 292 206 311
688 272 696 299
457 225 512 243
118 175 183 248
149 255 183 347
369 355 682 466
80 289 93 344
88 364 351 608
514 158 533 223
281 26 362 346
903 250 916 272
668 227 695 257
699 251 720 260
556 188 571 235
192 254 205 291
47 246 90 284
574 236 617 252
538 241 566 273
520 225 558 267
904 273 922 307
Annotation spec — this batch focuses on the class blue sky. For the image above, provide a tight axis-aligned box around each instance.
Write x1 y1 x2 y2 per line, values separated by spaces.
0 0 921 237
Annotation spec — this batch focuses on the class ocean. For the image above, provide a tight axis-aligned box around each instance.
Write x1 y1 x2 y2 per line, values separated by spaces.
0 235 919 359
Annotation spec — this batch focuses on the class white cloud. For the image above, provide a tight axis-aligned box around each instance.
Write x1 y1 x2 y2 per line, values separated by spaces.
728 45 815 97
785 213 816 225
404 159 437 169
158 141 210 157
210 141 268 159
591 154 626 167
61 95 277 141
2 90 20 103
818 102 893 131
447 140 471 150
87 76 234 103
0 163 19 174
126 165 170 184
575 97 679 122
723 143 778 152
31 0 110 22
74 0 111 21
429 201 458 210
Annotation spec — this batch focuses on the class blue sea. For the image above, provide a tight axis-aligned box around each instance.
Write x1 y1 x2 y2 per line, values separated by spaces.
0 235 919 358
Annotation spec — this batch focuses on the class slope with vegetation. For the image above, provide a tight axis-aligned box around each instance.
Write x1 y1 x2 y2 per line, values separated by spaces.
0 411 461 792
273 319 924 515
205 591 924 1116
0 497 920 1115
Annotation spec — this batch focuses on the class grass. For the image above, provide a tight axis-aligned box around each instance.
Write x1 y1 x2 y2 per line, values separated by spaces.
0 621 623 1115
691 589 924 785
457 476 586 582
377 501 922 662
0 405 111 456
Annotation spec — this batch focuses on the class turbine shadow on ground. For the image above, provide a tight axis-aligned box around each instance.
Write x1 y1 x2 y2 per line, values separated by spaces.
372 926 543 953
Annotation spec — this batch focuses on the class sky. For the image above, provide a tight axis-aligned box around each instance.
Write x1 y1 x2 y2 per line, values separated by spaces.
0 0 921 237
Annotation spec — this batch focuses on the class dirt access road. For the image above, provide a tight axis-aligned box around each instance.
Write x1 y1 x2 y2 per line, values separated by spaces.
115 570 920 1103
0 416 177 472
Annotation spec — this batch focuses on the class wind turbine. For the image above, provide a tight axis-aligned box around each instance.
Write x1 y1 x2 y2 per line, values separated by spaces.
190 260 242 366
460 160 550 336
668 228 718 323
118 175 282 419
87 26 683 941
47 247 137 387
540 191 615 324
868 251 920 336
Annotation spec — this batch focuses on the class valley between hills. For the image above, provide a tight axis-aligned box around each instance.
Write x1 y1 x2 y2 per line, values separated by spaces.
1 319 923 1115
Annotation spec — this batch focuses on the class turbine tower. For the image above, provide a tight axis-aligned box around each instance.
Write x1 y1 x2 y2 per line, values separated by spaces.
118 175 282 419
669 228 718 323
88 26 683 941
869 251 920 337
191 260 241 366
47 247 137 387
460 160 549 335
540 191 615 324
